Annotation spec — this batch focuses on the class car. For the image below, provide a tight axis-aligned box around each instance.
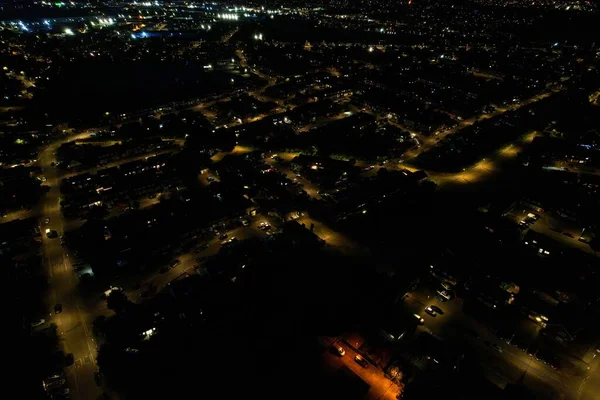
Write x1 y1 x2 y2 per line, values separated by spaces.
44 218 50 225
354 354 368 367
193 243 210 254
46 228 58 238
30 318 45 328
330 345 345 357
54 304 63 314
49 387 70 397
219 232 228 240
424 306 437 317
436 294 447 302
436 290 452 301
511 337 528 351
221 237 237 246
169 259 181 269
413 314 425 325
258 222 271 230
240 219 250 226
103 286 123 298
465 330 480 340
44 378 66 391
490 343 503 353
440 282 452 291
430 305 444 315
94 370 103 386
141 283 157 297
527 212 540 221
207 176 215 182
44 372 65 382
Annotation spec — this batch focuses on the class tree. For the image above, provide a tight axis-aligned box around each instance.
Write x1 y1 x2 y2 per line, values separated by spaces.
93 315 107 338
106 290 131 314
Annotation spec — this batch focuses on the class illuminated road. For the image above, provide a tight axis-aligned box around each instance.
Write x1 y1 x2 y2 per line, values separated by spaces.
579 355 600 400
38 132 103 400
404 284 588 399
1 146 181 227
321 337 401 400
296 215 367 256
401 131 539 187
402 90 556 161
123 217 276 300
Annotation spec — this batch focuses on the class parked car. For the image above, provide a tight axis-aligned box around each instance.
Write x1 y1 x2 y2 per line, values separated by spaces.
465 329 480 340
169 259 181 269
94 370 103 386
436 294 447 302
424 306 437 317
258 221 271 230
413 314 425 325
440 282 453 291
30 318 45 328
219 232 228 240
430 305 444 315
44 372 65 382
49 387 70 397
490 343 503 353
354 354 368 367
44 378 66 391
436 290 453 301
331 345 345 357
511 337 529 351
54 304 63 314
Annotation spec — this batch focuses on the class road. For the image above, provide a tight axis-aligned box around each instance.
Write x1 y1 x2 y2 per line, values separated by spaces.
296 215 368 256
38 132 104 400
506 206 596 256
320 337 402 400
122 216 278 300
403 281 589 400
579 354 600 400
263 155 322 200
0 145 181 227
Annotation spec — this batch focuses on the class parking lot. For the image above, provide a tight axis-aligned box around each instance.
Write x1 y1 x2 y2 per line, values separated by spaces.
507 207 593 255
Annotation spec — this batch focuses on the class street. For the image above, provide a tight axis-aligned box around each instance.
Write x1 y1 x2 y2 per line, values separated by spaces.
403 281 589 400
320 337 401 400
38 134 103 400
